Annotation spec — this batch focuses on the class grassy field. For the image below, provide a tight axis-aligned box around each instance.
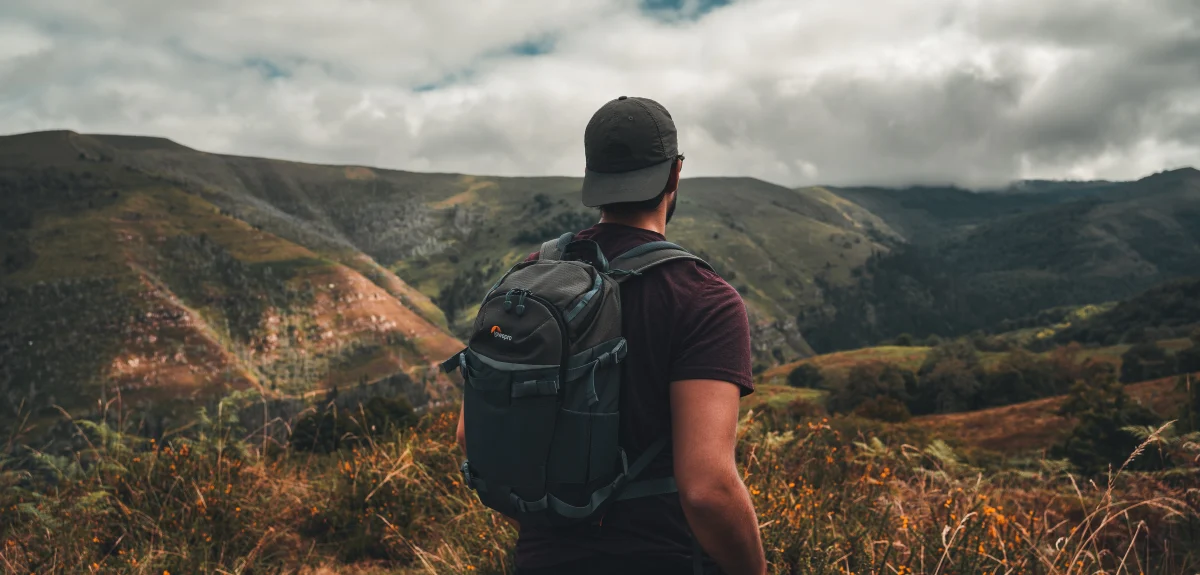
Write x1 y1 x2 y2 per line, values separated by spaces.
755 339 1195 456
915 376 1188 454
759 345 935 386
740 384 825 414
1 397 1196 574
760 338 1196 387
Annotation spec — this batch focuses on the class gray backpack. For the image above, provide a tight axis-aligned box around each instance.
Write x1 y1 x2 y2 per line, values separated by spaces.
441 232 713 527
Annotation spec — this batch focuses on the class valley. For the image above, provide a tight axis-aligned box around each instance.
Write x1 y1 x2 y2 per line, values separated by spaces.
3 130 1200 438
2 129 1199 574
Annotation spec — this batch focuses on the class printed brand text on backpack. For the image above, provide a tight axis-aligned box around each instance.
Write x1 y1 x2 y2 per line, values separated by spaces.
441 232 713 526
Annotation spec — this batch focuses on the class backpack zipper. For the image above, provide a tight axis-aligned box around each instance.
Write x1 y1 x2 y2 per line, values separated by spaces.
521 292 569 389
484 289 570 391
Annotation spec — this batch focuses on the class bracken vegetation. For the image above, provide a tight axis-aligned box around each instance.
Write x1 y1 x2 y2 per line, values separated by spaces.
2 390 1198 574
4 132 1200 574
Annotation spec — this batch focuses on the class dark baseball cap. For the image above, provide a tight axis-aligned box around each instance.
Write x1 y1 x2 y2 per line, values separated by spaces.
581 96 679 207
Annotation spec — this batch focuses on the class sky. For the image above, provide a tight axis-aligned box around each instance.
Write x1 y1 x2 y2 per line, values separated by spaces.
1 0 1198 188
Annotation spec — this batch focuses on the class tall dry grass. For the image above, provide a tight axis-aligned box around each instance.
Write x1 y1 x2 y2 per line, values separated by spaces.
1 396 1197 574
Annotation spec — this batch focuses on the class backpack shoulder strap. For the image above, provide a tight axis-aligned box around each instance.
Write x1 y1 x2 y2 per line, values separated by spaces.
608 241 713 283
538 232 576 261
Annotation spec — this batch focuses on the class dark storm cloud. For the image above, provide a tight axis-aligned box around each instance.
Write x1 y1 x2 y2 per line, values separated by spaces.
0 0 1196 187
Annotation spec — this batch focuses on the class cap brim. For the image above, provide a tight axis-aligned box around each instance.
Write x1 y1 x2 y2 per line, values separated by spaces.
581 158 673 208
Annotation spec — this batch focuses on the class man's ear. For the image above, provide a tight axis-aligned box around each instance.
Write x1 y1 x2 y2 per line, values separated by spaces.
666 159 682 194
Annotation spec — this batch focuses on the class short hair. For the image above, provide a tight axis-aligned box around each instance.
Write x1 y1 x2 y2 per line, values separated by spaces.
599 189 668 217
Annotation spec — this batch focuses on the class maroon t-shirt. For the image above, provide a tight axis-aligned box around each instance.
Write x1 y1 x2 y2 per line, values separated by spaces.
516 223 754 570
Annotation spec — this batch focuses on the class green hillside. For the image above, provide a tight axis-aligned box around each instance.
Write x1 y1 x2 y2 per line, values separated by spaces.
804 169 1200 350
4 129 1200 425
40 132 917 365
0 132 462 436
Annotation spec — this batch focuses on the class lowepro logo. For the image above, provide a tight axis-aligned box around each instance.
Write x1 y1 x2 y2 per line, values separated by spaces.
491 326 513 341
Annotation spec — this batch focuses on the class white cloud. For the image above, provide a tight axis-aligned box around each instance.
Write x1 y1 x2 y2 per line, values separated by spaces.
1 0 1197 188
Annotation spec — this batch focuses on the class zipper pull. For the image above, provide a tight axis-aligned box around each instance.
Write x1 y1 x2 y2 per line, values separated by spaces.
503 289 515 312
515 290 528 316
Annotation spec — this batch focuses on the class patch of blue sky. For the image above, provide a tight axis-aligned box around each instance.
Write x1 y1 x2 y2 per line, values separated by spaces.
508 35 556 56
244 57 290 80
641 0 733 21
411 35 554 93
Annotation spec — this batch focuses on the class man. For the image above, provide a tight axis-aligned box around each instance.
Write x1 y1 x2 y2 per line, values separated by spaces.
457 96 766 575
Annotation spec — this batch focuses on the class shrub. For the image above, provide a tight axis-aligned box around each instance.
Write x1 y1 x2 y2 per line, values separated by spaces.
1120 342 1176 383
852 396 912 422
1055 362 1167 473
828 361 911 413
978 348 1064 408
290 396 417 453
1178 336 1200 374
911 358 979 414
786 363 824 389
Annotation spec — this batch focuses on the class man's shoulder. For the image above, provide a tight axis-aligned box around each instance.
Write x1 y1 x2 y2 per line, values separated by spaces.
650 258 743 308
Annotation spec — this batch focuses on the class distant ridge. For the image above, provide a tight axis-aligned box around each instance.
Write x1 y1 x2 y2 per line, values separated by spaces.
3 129 1192 190
91 134 196 152
2 127 1199 361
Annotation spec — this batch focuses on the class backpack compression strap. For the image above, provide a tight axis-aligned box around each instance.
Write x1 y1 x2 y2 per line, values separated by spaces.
538 232 575 261
510 435 677 519
607 241 714 283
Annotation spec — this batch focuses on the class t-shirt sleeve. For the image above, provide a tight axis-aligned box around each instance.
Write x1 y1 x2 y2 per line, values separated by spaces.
668 266 755 396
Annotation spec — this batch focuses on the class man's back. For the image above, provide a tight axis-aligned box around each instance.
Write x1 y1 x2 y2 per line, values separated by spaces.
515 222 754 573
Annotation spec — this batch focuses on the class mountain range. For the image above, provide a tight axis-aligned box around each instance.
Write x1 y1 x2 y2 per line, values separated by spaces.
2 130 1198 426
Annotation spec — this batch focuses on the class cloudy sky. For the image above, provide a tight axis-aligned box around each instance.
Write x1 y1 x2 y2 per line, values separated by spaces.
1 0 1197 188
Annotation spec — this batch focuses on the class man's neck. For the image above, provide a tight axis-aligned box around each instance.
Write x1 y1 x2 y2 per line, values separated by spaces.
597 213 667 236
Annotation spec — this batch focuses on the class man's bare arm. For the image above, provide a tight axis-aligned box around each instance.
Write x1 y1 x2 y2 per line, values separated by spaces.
456 402 467 452
671 379 766 575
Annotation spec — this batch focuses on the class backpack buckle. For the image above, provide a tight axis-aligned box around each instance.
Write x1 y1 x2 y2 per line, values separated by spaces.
460 461 474 488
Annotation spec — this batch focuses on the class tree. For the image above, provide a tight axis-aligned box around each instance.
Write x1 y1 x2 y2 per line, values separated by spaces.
920 358 980 414
1054 361 1165 474
828 361 907 413
1177 374 1200 434
1047 342 1084 386
787 363 824 389
1119 342 1175 383
979 349 1060 408
893 333 915 347
1177 330 1200 374
919 339 981 376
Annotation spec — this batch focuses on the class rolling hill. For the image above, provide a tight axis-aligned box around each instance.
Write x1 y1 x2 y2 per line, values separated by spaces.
914 375 1186 454
801 169 1200 350
0 131 463 433
3 129 1200 429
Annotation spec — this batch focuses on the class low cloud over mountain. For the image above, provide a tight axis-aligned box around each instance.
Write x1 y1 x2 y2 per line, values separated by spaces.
2 0 1197 188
